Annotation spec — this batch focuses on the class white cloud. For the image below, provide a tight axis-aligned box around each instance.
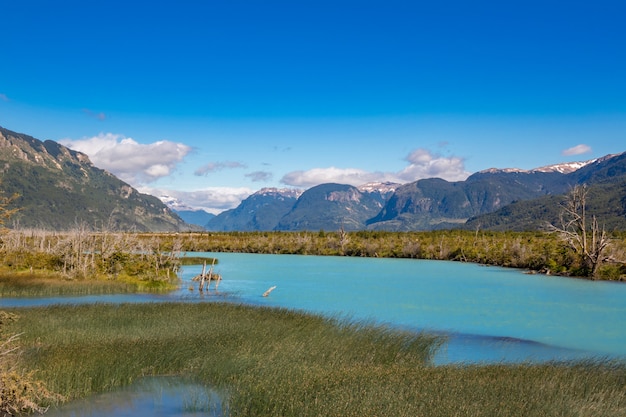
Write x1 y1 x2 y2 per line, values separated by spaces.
397 148 469 182
562 144 592 156
145 164 171 177
141 186 253 214
280 148 469 188
60 133 192 185
281 167 385 188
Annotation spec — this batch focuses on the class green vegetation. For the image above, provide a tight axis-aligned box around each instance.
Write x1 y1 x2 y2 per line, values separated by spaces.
161 229 626 280
3 303 625 416
179 255 218 266
548 185 613 278
0 127 187 232
465 179 626 232
0 270 147 297
0 188 19 230
0 228 183 296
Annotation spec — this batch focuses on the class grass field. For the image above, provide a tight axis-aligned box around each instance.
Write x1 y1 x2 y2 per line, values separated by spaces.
5 302 625 417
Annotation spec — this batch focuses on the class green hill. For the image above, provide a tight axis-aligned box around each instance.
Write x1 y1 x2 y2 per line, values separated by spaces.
464 179 626 232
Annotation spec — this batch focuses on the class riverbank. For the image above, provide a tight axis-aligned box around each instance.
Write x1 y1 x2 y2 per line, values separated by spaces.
5 302 626 416
0 256 219 297
165 230 626 281
2 229 625 284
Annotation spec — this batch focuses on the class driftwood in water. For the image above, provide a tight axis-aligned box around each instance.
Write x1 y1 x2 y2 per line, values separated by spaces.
198 261 207 290
192 259 221 291
263 286 277 297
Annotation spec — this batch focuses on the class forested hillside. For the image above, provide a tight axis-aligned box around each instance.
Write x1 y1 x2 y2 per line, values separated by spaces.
0 126 188 231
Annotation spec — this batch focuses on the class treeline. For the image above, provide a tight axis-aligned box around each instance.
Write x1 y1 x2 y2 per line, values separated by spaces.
155 229 626 280
3 228 625 281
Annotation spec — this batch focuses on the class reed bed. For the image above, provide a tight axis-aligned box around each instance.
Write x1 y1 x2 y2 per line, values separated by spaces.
5 302 626 416
0 269 178 297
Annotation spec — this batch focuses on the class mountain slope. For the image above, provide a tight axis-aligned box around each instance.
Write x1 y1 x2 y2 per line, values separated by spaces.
276 183 383 231
568 152 626 185
206 188 301 231
366 169 568 230
464 154 626 231
463 180 626 232
0 126 188 231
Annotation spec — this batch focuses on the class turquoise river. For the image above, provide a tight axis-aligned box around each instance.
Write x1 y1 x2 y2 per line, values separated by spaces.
4 253 625 416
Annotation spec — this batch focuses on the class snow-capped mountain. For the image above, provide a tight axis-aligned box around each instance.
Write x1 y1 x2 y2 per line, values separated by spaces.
358 181 400 194
252 187 304 199
532 160 596 174
159 195 216 228
480 156 600 175
159 195 196 211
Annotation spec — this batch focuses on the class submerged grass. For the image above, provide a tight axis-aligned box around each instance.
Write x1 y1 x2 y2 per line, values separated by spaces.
5 302 626 416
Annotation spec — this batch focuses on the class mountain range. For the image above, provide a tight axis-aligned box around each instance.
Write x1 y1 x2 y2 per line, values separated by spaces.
463 153 626 231
198 153 626 232
1 125 624 232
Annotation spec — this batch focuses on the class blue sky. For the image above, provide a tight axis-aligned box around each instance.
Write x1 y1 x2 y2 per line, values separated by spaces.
1 1 625 213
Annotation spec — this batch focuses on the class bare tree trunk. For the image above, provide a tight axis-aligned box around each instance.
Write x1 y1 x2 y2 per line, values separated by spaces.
549 185 611 278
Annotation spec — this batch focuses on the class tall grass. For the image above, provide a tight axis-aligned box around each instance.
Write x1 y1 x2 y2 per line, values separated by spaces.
6 303 626 416
0 269 176 297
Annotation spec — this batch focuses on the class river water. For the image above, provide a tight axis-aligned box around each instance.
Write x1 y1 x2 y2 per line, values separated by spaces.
182 253 626 363
4 252 625 362
4 253 625 415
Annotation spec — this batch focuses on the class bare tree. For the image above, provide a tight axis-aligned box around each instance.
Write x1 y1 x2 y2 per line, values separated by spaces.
338 225 350 255
549 184 610 278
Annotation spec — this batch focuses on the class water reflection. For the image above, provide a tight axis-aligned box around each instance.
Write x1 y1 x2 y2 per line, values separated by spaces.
435 332 597 364
45 377 225 417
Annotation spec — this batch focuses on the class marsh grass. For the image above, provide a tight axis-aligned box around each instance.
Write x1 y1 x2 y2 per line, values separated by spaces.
5 302 626 416
0 269 177 297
